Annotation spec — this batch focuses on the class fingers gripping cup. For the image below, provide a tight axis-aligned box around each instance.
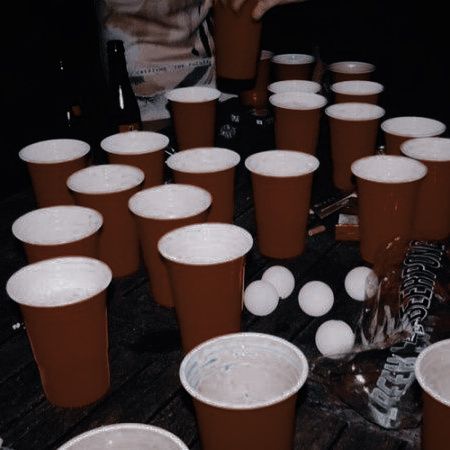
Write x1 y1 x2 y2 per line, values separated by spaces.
179 332 309 450
272 53 316 81
325 103 385 192
67 164 144 277
6 257 112 407
415 339 450 450
12 206 103 263
101 131 170 188
158 224 253 352
328 61 376 83
129 184 212 308
57 423 189 449
270 92 327 154
351 155 427 263
268 80 321 95
381 116 446 155
401 137 450 240
245 150 319 259
165 87 221 150
331 80 384 104
19 139 90 207
166 147 241 223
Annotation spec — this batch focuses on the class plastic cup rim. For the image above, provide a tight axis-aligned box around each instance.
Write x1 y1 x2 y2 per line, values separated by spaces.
18 139 90 164
100 131 170 155
271 53 315 65
381 116 447 137
165 86 221 103
331 80 384 95
328 61 375 74
269 92 327 110
401 137 450 162
267 80 321 94
325 102 386 121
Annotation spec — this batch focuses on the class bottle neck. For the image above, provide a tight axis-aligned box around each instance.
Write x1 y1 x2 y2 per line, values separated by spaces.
108 51 131 84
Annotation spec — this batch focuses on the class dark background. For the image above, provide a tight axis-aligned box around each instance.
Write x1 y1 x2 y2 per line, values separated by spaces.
2 0 449 201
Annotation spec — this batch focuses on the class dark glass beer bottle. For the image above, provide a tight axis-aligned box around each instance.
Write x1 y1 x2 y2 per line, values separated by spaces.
106 40 142 133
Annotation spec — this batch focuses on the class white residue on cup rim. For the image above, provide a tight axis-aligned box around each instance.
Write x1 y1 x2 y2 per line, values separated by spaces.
401 137 450 162
381 116 446 137
268 80 321 94
272 53 315 65
19 139 90 164
100 131 169 155
331 80 384 95
328 61 375 74
325 102 385 121
165 86 221 103
269 92 327 110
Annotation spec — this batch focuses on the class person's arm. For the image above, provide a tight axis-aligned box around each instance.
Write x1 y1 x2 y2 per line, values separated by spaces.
220 0 310 20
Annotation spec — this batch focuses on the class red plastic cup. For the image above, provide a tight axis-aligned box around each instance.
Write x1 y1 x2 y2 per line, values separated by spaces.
331 80 384 104
272 53 315 81
19 139 90 207
166 147 241 223
129 184 212 308
268 80 321 95
101 131 169 188
6 256 112 407
12 205 102 263
328 61 375 83
179 332 309 450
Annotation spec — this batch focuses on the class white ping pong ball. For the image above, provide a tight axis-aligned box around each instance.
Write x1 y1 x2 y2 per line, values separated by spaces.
344 266 377 301
261 265 295 299
244 280 279 316
315 320 355 358
298 280 334 317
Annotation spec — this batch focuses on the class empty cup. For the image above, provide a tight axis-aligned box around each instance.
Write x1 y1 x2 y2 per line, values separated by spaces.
401 137 450 240
166 147 241 223
158 223 253 352
57 423 189 449
272 53 315 81
270 92 327 154
245 150 319 259
179 332 309 450
268 80 321 95
129 184 212 308
6 256 112 407
381 116 446 155
351 155 427 263
415 339 450 450
12 205 103 263
328 61 375 83
67 164 144 277
331 80 384 104
166 87 221 150
19 139 90 207
101 131 170 188
326 102 385 191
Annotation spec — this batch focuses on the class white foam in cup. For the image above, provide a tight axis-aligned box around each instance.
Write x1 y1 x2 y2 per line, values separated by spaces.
12 206 103 246
331 80 384 96
19 139 90 164
415 339 450 407
325 102 385 121
67 164 145 195
57 423 189 450
100 131 169 155
401 137 450 162
166 147 240 174
268 80 321 95
272 53 315 65
158 223 253 265
129 184 212 220
165 86 221 103
328 61 375 74
245 150 320 178
351 155 427 183
381 117 447 138
179 332 309 410
6 256 112 308
269 92 327 110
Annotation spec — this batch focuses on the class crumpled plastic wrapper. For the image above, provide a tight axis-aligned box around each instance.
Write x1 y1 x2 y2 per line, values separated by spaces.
311 239 450 429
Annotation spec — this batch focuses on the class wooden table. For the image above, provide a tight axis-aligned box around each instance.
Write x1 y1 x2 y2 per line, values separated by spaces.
0 104 420 449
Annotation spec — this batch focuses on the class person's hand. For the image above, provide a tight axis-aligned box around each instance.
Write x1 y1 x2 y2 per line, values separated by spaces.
219 0 307 20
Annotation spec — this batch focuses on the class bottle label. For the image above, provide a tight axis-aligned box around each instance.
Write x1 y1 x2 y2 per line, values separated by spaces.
119 122 141 133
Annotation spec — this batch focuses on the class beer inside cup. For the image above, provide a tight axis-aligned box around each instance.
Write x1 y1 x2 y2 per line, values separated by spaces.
381 117 446 138
19 139 90 164
401 137 450 161
6 256 112 308
328 61 375 74
331 80 384 96
325 102 385 121
351 155 427 183
12 206 103 246
100 131 169 155
57 423 189 450
268 80 321 94
129 184 212 220
67 164 145 194
165 86 221 103
158 223 253 265
179 332 308 409
245 150 320 177
272 53 315 65
166 147 241 173
269 92 327 110
415 339 450 408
